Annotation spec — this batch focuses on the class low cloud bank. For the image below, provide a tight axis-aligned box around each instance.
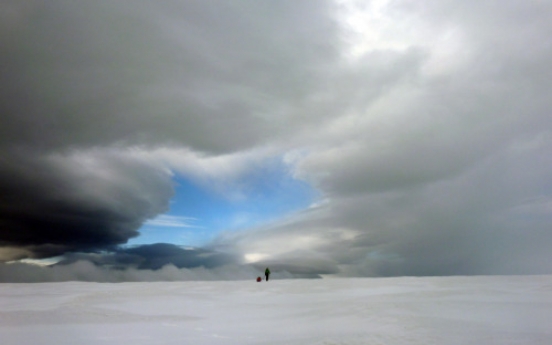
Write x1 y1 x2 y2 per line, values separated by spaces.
0 243 311 282
0 261 273 283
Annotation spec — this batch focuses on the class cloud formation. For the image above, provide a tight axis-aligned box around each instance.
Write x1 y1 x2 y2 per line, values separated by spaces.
0 243 301 282
1 0 552 279
0 148 173 260
210 0 552 277
0 260 262 283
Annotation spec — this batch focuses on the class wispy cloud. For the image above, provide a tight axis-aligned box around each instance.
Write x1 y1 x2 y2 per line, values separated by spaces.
144 215 199 228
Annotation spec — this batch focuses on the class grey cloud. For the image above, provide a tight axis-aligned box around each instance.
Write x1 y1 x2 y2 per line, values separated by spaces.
0 261 264 283
296 49 551 196
0 0 339 153
0 243 306 282
0 0 340 262
225 135 552 277
0 149 173 260
260 1 552 276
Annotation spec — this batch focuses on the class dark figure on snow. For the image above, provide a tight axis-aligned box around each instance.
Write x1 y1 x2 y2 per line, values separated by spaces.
265 267 271 281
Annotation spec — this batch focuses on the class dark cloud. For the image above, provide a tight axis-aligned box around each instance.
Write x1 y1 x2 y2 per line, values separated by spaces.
0 149 173 260
0 0 339 263
68 243 242 270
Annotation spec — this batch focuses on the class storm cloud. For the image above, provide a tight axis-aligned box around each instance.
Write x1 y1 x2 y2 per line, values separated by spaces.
1 0 552 280
0 148 173 260
0 0 338 263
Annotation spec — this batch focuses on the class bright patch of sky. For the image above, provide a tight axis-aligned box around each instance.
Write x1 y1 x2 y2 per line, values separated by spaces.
129 158 318 247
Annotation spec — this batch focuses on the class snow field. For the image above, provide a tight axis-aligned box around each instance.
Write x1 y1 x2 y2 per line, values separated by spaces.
1 275 552 344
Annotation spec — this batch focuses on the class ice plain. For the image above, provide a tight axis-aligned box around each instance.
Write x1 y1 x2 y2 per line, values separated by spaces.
1 275 552 345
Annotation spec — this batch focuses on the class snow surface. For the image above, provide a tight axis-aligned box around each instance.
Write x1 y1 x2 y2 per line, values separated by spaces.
1 275 552 345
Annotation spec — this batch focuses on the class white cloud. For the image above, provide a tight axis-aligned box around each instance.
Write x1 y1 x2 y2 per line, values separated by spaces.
144 215 198 228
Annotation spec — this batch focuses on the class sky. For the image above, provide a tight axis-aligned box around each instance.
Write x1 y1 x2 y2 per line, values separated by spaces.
1 0 552 281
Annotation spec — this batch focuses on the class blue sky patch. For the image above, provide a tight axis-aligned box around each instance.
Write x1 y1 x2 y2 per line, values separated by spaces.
129 159 318 247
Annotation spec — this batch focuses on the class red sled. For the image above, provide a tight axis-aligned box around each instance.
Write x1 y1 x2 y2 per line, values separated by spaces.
256 277 262 282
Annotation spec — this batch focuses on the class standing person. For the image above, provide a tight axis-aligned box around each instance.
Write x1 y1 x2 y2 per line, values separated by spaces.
265 267 270 281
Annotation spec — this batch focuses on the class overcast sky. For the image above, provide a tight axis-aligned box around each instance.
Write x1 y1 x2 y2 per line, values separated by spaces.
1 0 552 280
